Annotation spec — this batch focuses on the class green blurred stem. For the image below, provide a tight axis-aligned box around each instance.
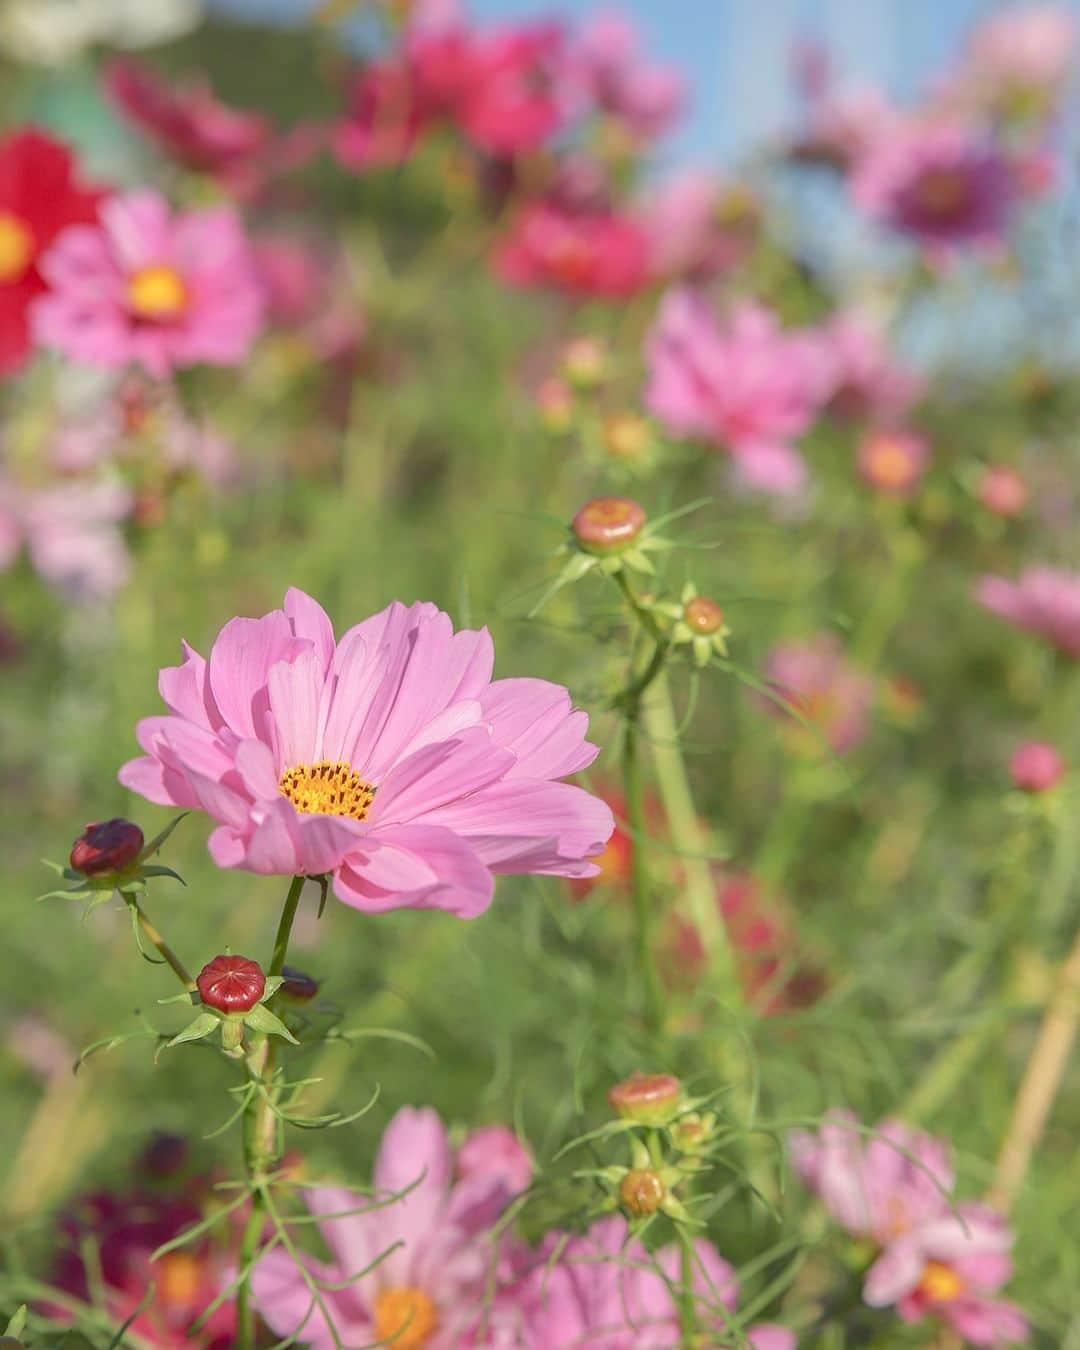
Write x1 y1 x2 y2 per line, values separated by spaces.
130 899 196 992
643 672 742 1009
678 1225 698 1347
236 874 306 1350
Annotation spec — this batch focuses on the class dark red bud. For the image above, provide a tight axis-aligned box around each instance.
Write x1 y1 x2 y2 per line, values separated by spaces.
280 966 320 1002
69 818 144 875
196 955 266 1014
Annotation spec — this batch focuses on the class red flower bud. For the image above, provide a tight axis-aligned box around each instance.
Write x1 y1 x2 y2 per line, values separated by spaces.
571 497 646 554
608 1071 681 1123
683 595 724 635
1009 741 1065 794
196 955 266 1014
280 966 320 1002
69 818 144 875
619 1168 666 1216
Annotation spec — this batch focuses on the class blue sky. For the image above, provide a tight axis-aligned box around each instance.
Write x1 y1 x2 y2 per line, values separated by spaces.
214 0 1080 164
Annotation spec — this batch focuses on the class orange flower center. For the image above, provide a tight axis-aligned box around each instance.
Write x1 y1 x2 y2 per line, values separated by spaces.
126 264 188 320
865 437 916 490
0 211 34 283
917 1260 965 1304
916 168 969 217
373 1286 439 1349
156 1251 203 1309
549 236 596 286
279 760 376 821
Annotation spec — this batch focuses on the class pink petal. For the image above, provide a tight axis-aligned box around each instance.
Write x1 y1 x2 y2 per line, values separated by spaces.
335 824 494 917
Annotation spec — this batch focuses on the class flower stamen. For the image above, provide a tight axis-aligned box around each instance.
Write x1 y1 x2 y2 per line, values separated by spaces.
373 1287 439 1349
279 760 376 821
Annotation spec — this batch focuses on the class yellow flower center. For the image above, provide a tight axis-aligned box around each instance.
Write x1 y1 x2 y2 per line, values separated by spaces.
279 760 376 821
156 1251 203 1308
373 1287 439 1349
126 264 188 320
0 211 34 283
917 1260 965 1304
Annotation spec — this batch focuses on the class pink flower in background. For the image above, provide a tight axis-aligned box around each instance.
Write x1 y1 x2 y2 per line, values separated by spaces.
335 57 430 168
120 589 612 917
975 566 1080 657
645 288 833 496
1009 740 1066 793
575 11 683 141
455 23 570 156
857 427 932 497
789 84 901 169
103 59 271 182
947 4 1078 127
0 475 133 600
851 122 1019 257
253 233 365 361
457 1126 533 1197
823 312 924 422
32 190 264 377
642 171 757 281
251 1107 513 1348
761 635 873 755
495 203 651 298
864 1206 1028 1347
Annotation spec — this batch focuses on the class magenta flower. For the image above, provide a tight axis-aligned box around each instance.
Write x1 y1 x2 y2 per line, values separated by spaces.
575 11 683 142
975 566 1080 658
495 203 651 299
455 22 570 156
643 171 756 282
250 1106 516 1349
119 589 612 917
851 121 1019 258
761 636 873 756
645 288 833 497
823 311 924 422
32 190 264 377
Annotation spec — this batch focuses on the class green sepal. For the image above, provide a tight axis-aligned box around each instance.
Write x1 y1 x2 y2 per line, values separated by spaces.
138 864 187 885
5 1306 27 1339
140 812 188 860
244 1002 300 1043
166 1012 220 1048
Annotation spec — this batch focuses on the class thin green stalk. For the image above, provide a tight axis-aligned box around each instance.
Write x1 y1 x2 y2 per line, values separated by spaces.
130 898 196 991
678 1225 698 1347
625 714 665 1037
270 874 307 976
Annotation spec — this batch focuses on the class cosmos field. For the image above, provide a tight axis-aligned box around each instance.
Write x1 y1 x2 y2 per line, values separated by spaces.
1 1 1079 1345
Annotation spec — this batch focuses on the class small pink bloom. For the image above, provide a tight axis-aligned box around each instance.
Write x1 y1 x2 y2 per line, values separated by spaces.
789 84 901 170
335 56 430 168
457 1125 533 1196
645 288 832 497
823 312 924 422
455 23 570 156
643 170 757 281
119 589 613 917
103 59 271 182
760 636 873 756
495 203 651 299
16 478 133 600
978 464 1028 517
33 190 264 377
947 5 1078 129
851 121 1019 258
857 427 932 496
576 11 683 141
1009 740 1065 793
975 566 1080 657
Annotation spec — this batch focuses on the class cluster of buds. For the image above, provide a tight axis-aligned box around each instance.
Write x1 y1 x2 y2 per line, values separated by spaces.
164 954 297 1056
41 815 186 909
587 1073 720 1227
655 582 730 667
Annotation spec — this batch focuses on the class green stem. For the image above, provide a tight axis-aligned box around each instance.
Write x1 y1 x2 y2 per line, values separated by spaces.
677 1225 698 1347
130 899 196 991
625 713 665 1037
235 875 306 1350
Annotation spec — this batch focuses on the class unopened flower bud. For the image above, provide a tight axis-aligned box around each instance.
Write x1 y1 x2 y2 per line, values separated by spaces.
683 596 724 635
978 464 1027 518
1009 741 1065 794
608 1071 681 1124
857 429 930 496
572 497 646 555
619 1168 666 1216
279 966 320 1002
69 818 144 875
138 1131 188 1179
196 955 266 1014
602 413 652 462
561 336 607 389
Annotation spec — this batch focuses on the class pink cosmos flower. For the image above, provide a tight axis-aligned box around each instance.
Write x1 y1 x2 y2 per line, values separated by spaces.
250 1106 517 1349
1009 740 1066 793
0 475 133 600
335 56 430 169
457 1126 533 1197
789 84 902 170
947 4 1078 128
575 11 683 142
32 190 264 377
761 635 873 755
495 203 651 299
642 170 757 282
975 566 1080 657
645 288 833 496
851 121 1019 258
119 589 612 917
103 58 271 183
823 312 924 422
455 23 570 157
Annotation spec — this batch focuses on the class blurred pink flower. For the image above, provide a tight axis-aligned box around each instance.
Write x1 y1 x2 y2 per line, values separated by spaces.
645 288 833 496
789 84 901 169
253 233 365 361
251 1106 513 1349
851 121 1019 258
495 203 651 298
823 312 924 422
575 11 683 141
642 171 756 281
119 588 613 917
457 1125 533 1196
1009 739 1066 793
335 56 430 168
947 4 1078 128
1 475 133 600
103 58 271 183
975 566 1080 657
761 635 873 755
455 22 570 156
33 190 264 377
857 427 932 497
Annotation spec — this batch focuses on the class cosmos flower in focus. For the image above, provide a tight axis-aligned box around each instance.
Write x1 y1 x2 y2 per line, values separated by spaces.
120 588 613 917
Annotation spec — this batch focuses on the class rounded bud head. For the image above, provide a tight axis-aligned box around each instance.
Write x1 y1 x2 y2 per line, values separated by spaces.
602 414 651 461
619 1168 666 1216
69 818 144 875
608 1071 681 1123
683 595 724 635
978 464 1028 518
280 966 320 1002
571 497 646 554
1009 741 1065 794
196 954 266 1013
857 429 929 496
138 1131 189 1179
561 335 607 388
